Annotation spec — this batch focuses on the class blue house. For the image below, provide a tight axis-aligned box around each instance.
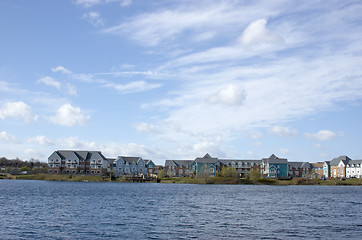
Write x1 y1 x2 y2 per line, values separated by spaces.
261 154 288 178
190 153 220 177
113 156 146 177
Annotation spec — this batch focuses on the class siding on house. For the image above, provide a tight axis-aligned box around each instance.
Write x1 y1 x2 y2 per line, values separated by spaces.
346 160 362 178
113 156 146 177
164 160 193 177
288 162 313 178
48 150 108 175
261 154 288 178
329 156 351 178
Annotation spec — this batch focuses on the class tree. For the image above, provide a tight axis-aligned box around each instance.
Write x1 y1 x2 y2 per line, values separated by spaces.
157 169 166 179
248 168 261 179
219 167 239 178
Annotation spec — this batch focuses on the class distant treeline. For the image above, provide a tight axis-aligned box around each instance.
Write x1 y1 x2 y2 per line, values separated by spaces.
0 157 47 169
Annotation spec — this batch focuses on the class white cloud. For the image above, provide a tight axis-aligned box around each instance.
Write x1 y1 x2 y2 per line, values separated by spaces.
247 131 263 140
269 126 298 137
209 84 246 106
51 66 72 74
305 130 342 141
28 135 54 146
240 18 283 46
66 83 77 96
103 2 275 46
82 12 104 27
134 122 160 134
120 0 132 7
0 101 38 122
75 0 132 8
0 131 17 143
58 137 97 149
106 81 162 94
38 76 61 89
50 104 90 127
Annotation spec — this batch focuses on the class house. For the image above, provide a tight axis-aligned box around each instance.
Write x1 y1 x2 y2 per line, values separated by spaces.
312 162 324 178
261 154 288 178
48 150 109 175
329 156 351 178
346 160 362 178
218 159 261 178
288 162 313 178
190 154 220 177
164 160 193 177
144 160 156 177
323 161 330 178
113 156 146 177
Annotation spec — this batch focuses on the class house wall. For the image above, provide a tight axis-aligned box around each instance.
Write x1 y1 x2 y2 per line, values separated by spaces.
346 163 362 178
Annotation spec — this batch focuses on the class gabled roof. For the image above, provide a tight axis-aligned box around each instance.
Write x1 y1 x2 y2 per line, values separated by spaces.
54 150 107 162
330 156 351 166
119 156 142 164
262 154 287 164
165 160 193 167
347 160 362 166
312 162 324 168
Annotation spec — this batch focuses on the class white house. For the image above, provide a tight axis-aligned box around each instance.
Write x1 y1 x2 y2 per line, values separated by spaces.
346 160 362 178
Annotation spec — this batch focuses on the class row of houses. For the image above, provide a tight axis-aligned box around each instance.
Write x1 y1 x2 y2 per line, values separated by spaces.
47 150 362 179
48 150 156 177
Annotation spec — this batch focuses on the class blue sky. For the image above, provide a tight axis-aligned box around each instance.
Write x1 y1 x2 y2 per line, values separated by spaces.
1 0 362 164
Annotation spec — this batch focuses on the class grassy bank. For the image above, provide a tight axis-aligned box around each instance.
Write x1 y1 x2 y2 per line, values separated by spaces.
6 173 109 182
3 173 362 185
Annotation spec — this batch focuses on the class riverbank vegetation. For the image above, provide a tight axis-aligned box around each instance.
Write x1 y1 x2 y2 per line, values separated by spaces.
2 173 362 185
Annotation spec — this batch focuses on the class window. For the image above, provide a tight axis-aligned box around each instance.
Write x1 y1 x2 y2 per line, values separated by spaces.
91 170 95 174
97 171 100 174
132 167 136 172
139 168 143 172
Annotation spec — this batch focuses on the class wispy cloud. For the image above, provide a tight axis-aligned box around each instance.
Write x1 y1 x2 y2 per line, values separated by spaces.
28 135 54 146
105 81 162 94
75 0 132 8
0 131 18 143
51 66 72 74
38 76 61 90
269 126 298 137
82 11 104 27
305 130 343 141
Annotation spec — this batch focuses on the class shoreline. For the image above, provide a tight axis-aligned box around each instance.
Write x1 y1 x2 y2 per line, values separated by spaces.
1 173 362 185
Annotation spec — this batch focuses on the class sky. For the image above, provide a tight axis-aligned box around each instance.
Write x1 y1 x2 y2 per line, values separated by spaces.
0 0 362 164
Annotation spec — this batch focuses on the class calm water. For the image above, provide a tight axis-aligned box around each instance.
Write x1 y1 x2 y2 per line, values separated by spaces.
0 180 361 239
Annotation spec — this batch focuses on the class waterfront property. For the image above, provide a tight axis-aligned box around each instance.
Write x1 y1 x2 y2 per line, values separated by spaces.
113 156 146 177
327 156 351 178
164 160 193 177
47 150 361 180
48 150 110 175
288 162 313 178
261 154 288 178
312 162 324 178
145 159 156 177
346 160 362 178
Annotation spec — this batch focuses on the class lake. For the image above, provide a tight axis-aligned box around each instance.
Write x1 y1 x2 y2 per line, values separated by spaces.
0 180 361 239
